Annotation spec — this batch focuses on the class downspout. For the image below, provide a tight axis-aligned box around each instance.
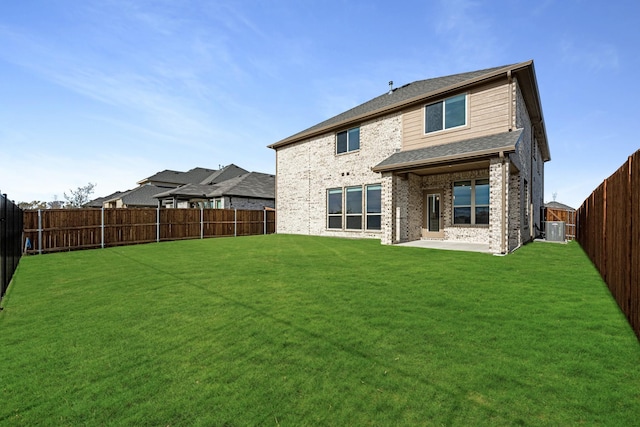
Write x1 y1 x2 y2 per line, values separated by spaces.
500 151 507 254
530 124 535 239
507 70 513 131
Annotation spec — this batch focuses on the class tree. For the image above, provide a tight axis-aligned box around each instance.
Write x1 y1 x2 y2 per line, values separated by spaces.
17 200 47 210
63 183 96 208
48 195 64 209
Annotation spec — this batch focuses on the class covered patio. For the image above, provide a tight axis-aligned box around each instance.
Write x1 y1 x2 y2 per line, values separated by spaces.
374 130 524 254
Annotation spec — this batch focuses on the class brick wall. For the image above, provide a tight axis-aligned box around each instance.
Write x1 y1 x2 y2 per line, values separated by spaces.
275 113 402 238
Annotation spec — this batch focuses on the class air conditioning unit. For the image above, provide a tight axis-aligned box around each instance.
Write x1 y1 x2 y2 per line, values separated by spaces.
546 221 566 242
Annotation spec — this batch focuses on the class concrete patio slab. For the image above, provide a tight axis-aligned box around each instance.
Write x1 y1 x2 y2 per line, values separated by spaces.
395 239 491 253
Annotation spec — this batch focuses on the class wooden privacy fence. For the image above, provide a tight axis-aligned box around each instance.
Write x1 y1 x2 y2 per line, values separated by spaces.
23 208 276 255
1 191 23 300
576 149 639 340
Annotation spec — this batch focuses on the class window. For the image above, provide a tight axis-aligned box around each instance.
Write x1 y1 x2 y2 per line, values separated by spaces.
366 184 382 230
346 187 362 229
336 127 360 154
425 94 466 133
453 179 489 225
326 184 381 231
327 188 343 229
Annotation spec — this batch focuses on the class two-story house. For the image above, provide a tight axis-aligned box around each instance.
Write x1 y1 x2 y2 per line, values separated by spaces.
268 60 550 254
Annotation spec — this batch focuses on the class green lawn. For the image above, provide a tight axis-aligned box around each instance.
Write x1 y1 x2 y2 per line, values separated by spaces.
1 235 639 426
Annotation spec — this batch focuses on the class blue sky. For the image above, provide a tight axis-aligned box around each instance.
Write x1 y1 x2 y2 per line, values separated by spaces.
1 0 638 209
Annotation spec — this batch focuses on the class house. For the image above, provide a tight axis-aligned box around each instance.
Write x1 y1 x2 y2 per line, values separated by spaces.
89 164 274 210
153 171 275 210
103 185 166 208
137 165 248 188
268 60 550 254
84 191 125 208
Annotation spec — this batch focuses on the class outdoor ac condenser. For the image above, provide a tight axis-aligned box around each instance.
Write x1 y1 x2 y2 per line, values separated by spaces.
546 221 566 242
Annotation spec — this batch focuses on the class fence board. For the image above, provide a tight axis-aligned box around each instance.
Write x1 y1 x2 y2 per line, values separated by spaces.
23 208 276 255
1 192 23 300
576 149 639 340
631 152 640 337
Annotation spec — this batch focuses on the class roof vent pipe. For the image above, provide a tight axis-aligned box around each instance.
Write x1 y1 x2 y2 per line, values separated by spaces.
388 81 393 94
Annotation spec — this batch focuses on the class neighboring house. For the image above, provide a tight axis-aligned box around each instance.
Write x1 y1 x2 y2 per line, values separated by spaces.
268 60 551 254
137 165 248 188
154 171 275 210
84 191 125 208
88 164 273 209
103 185 166 208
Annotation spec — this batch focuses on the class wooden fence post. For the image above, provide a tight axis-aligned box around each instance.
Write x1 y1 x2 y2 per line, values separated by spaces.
37 209 42 255
234 209 237 237
200 206 204 239
101 207 105 249
156 204 160 243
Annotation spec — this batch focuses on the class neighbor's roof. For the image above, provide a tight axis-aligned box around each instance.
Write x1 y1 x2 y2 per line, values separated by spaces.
137 167 217 186
154 172 275 200
373 129 523 173
545 201 576 211
199 164 249 185
85 191 125 208
269 60 549 162
208 172 275 199
105 185 164 207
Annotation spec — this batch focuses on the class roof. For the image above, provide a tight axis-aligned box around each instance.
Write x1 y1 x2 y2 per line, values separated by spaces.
153 172 275 200
85 191 125 208
269 60 550 162
545 201 575 211
200 164 249 184
372 129 523 173
137 167 217 186
106 185 164 207
208 172 275 199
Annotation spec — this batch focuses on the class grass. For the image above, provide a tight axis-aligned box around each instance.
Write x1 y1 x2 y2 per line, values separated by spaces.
1 235 639 426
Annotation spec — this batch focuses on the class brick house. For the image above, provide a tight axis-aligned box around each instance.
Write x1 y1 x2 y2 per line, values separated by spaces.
268 60 550 254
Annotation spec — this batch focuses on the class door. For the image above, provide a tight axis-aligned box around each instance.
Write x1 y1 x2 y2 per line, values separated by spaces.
423 191 444 238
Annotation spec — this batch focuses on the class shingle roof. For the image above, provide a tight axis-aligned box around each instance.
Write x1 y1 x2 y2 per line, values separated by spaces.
373 129 523 172
138 167 217 186
270 63 521 149
545 201 575 211
153 184 213 198
200 164 249 184
85 191 125 208
208 172 275 199
108 185 164 207
153 172 275 200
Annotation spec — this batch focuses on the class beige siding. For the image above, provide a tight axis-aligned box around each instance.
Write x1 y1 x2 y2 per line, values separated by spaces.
402 79 510 151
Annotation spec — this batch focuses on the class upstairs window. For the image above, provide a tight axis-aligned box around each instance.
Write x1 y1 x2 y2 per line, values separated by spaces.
336 127 360 154
425 94 466 133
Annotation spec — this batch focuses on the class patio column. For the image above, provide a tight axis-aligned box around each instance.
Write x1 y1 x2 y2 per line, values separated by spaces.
489 156 509 254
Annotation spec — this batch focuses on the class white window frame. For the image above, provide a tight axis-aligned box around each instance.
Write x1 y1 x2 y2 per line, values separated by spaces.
424 93 467 134
336 127 360 155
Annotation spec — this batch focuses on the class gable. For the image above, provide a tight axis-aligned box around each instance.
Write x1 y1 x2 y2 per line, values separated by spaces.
402 78 510 151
